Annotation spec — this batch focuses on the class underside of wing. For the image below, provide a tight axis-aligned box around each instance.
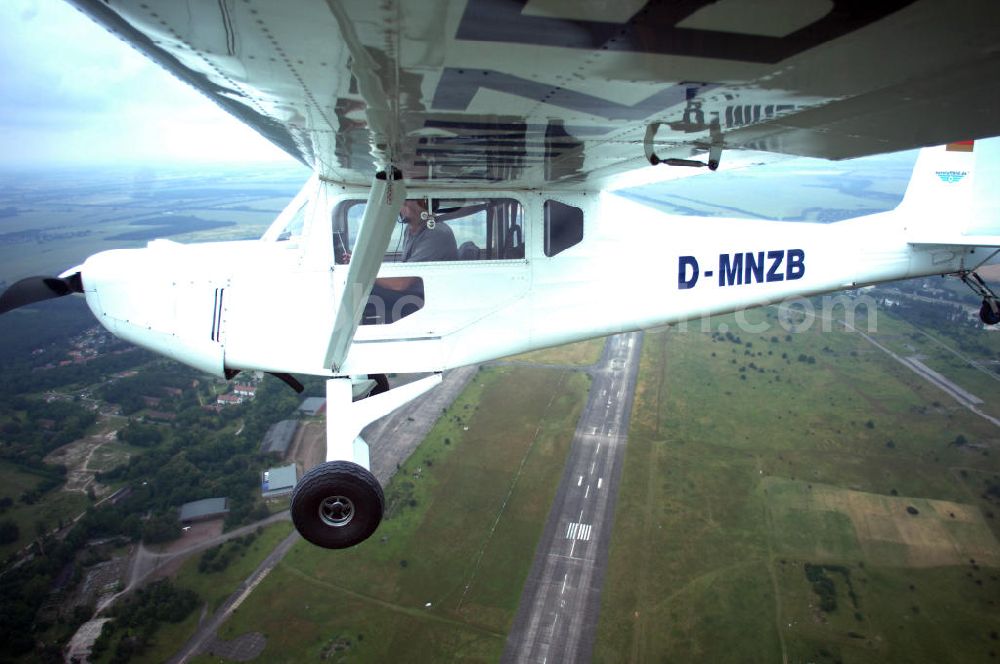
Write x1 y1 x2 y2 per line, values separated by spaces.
68 0 1000 188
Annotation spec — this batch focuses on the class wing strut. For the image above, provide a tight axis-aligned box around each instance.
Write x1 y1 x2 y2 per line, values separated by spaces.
324 169 406 372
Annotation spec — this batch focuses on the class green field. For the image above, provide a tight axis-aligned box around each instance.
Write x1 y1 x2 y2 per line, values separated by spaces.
123 521 295 664
0 461 89 558
207 365 590 662
859 310 1000 421
504 336 605 366
594 306 1000 663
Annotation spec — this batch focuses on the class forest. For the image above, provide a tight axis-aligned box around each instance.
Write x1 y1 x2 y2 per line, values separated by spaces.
0 297 322 659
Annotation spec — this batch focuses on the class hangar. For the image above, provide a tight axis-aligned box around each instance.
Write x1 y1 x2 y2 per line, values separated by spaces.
178 497 229 523
262 464 298 498
260 419 298 456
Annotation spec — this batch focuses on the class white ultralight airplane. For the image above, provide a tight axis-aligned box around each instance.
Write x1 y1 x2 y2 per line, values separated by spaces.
2 0 1000 548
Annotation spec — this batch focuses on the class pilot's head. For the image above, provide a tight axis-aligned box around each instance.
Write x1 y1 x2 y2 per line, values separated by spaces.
400 199 429 228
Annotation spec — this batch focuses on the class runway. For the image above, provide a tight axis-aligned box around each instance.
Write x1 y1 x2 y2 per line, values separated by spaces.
502 331 642 664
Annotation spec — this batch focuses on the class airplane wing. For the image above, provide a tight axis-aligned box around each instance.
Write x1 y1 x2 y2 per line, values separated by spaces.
68 0 1000 187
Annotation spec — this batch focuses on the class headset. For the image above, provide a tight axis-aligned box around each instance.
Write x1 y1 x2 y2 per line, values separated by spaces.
397 199 435 229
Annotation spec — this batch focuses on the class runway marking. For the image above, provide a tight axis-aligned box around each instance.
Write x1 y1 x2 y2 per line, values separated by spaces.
566 522 592 541
584 485 590 498
577 475 582 486
597 477 603 489
595 443 601 455
561 573 567 595
590 461 595 474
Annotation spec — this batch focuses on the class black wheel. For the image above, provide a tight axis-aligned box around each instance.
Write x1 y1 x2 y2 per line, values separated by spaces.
368 373 390 396
291 461 384 549
980 300 1000 326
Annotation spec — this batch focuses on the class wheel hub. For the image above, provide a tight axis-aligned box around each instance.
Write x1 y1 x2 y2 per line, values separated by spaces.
319 495 355 527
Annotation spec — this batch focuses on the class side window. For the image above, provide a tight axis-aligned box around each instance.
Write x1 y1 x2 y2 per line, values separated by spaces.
333 198 524 263
276 201 307 241
335 201 405 263
544 200 583 257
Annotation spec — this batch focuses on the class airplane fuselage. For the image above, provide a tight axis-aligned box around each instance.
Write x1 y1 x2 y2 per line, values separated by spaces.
77 181 980 381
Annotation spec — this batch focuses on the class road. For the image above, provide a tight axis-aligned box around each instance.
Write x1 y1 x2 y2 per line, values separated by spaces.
502 332 642 664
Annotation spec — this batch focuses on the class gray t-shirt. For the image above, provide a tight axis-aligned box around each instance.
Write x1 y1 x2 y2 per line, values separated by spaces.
401 222 458 262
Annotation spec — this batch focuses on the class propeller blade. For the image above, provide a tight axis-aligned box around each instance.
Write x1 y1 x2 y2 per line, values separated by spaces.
0 273 83 315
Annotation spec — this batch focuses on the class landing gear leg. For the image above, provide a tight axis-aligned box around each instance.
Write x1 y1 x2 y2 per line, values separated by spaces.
958 271 1000 326
290 374 442 549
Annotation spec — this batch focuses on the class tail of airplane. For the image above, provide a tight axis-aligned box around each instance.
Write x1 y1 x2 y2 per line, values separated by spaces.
900 141 1000 246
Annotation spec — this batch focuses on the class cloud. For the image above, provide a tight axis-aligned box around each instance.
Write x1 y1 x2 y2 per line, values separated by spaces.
0 0 294 165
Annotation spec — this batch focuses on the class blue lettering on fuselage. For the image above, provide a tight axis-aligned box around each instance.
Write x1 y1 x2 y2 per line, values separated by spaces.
677 249 805 289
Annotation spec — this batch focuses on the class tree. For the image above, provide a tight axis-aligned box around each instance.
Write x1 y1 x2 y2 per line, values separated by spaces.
0 519 18 544
141 512 181 544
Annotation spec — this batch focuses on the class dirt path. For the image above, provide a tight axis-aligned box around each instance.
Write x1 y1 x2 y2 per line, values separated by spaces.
43 416 124 497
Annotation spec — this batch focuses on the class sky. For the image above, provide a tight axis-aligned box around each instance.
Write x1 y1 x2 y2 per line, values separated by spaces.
0 0 295 166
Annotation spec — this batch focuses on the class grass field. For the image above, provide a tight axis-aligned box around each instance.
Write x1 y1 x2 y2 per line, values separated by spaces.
208 365 590 662
594 306 1000 664
0 460 90 558
504 336 605 366
858 310 1000 421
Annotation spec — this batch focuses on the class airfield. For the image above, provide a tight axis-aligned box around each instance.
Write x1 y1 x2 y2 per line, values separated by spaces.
94 298 996 664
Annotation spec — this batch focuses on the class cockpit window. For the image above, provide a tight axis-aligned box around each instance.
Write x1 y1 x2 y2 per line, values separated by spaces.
333 197 524 264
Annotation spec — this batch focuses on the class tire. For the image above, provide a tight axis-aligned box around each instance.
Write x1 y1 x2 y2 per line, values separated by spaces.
368 373 390 396
291 461 384 549
980 300 1000 326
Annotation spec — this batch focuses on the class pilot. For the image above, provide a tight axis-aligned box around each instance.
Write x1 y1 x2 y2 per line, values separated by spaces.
397 198 457 263
363 198 456 323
